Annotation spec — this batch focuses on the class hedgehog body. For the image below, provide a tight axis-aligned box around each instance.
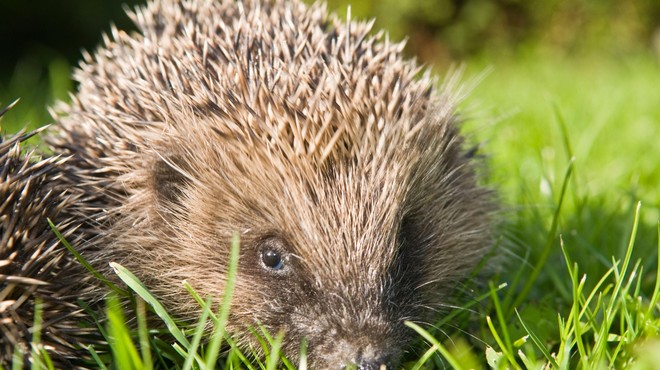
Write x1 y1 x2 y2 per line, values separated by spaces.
2 0 493 368
0 125 102 366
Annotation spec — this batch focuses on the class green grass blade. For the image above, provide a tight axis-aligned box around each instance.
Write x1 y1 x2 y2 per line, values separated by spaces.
29 298 43 370
87 346 109 370
48 219 126 296
11 346 23 370
405 321 465 370
485 316 521 369
435 282 507 328
488 281 513 358
297 339 308 370
136 298 153 370
607 202 641 314
645 222 660 318
510 158 574 311
225 336 256 370
107 294 143 370
514 310 559 368
204 232 241 368
184 281 219 323
110 262 193 352
592 202 641 359
553 104 574 160
182 296 213 370
265 332 285 370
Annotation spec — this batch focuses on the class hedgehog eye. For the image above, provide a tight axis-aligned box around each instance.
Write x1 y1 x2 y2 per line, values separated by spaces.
257 235 291 272
261 249 284 270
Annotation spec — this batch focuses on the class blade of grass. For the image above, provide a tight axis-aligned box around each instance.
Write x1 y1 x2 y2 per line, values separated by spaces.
12 346 24 370
405 321 465 370
435 282 507 328
136 298 153 370
559 236 589 367
607 202 641 313
29 297 43 370
48 219 126 296
255 325 294 369
87 346 109 370
266 332 285 370
107 294 143 370
514 310 559 368
28 298 55 370
182 297 213 370
593 202 641 358
110 262 196 358
297 339 308 370
184 281 219 323
488 281 513 359
509 158 574 311
485 316 521 369
573 272 589 368
225 336 256 370
553 104 582 207
204 232 240 368
645 222 660 318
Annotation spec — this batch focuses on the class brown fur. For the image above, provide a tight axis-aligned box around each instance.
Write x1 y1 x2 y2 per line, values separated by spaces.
2 0 494 368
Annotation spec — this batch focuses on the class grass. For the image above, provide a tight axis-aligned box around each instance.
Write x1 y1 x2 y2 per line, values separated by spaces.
2 49 659 368
453 51 660 369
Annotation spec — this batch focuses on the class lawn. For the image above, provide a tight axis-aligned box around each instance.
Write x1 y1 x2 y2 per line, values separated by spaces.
1 41 659 369
453 50 660 369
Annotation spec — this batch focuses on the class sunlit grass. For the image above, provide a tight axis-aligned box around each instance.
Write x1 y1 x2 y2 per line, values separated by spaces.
447 50 660 369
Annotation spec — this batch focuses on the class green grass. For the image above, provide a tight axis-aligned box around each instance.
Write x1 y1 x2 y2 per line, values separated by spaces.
451 51 660 369
3 50 660 368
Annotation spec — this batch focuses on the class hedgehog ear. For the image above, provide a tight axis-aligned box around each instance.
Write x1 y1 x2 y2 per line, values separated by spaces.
151 154 191 209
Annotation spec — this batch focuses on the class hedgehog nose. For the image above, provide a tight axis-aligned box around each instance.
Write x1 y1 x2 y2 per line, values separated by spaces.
340 361 388 370
355 360 388 370
350 351 394 370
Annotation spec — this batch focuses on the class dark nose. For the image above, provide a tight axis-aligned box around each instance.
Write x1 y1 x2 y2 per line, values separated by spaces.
357 362 387 370
341 361 388 370
353 351 395 370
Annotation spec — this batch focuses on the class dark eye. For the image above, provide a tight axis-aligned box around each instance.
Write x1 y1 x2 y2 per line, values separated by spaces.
261 249 284 270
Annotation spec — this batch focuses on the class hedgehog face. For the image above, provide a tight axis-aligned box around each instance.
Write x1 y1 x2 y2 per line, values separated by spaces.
145 137 417 368
230 167 417 369
137 121 491 369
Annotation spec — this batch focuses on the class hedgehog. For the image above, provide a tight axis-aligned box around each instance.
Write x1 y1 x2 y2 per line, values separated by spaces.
3 0 494 368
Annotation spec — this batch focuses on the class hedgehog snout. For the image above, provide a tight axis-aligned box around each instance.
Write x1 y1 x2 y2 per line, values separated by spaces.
295 303 406 369
336 343 399 370
316 336 401 370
